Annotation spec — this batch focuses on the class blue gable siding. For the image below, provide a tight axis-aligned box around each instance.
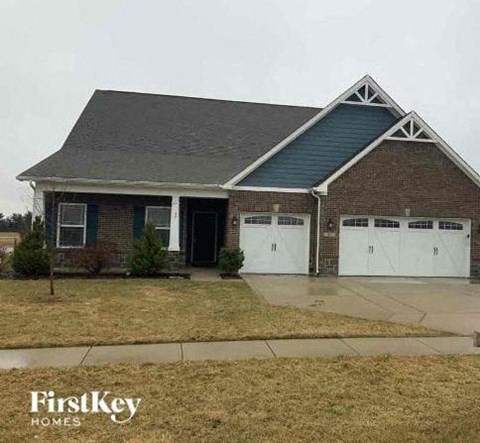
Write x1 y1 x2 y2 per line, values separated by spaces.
239 103 398 188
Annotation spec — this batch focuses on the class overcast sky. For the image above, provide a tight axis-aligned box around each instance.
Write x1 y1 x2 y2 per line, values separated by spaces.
1 0 479 214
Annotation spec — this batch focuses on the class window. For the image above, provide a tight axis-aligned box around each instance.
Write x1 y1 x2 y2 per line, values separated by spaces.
146 206 171 246
342 218 368 227
58 203 86 247
374 219 400 228
244 215 272 225
439 221 463 231
408 220 433 229
277 216 304 226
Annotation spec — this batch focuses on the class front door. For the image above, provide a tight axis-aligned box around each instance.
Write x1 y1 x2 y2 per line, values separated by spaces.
191 212 218 265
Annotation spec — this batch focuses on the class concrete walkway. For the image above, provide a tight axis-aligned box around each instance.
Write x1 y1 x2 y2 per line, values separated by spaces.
244 275 480 335
0 336 479 369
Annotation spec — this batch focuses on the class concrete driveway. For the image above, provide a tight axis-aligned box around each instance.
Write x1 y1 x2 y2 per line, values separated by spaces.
243 275 480 335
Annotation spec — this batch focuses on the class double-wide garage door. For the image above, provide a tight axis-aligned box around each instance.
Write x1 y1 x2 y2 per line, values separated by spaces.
339 216 471 277
239 213 310 274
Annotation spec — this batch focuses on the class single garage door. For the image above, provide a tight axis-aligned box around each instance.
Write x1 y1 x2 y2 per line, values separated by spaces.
339 216 471 277
239 213 310 274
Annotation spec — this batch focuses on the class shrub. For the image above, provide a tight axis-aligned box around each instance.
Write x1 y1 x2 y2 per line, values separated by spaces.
128 222 167 276
11 216 49 277
71 241 118 276
218 248 245 275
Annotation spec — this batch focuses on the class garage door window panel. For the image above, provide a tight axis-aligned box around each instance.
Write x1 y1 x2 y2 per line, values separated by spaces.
277 216 304 226
342 218 368 227
244 215 272 226
439 221 463 231
374 219 400 228
408 220 433 230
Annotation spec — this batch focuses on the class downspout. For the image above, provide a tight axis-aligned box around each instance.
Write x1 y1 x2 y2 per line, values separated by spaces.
310 189 322 275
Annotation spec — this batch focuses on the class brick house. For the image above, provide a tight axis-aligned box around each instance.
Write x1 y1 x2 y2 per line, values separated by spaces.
17 75 480 277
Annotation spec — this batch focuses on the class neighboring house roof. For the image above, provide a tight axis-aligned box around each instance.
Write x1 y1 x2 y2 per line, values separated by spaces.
238 103 398 188
17 91 319 185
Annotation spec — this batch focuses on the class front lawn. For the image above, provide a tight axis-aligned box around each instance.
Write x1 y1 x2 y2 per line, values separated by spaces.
0 279 440 349
1 356 480 442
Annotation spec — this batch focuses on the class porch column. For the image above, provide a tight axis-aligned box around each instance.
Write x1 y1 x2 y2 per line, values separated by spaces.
168 194 180 251
32 184 45 221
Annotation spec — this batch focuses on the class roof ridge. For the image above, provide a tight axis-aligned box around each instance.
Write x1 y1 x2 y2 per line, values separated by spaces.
95 89 321 110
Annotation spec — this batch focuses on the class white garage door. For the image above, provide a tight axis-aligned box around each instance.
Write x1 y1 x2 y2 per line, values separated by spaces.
339 216 471 277
239 213 310 274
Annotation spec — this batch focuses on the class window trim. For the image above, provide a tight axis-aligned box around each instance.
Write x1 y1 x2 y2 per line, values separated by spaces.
277 215 305 227
145 206 171 247
243 214 273 226
342 218 369 228
439 220 464 231
374 218 400 229
408 220 434 230
56 203 87 248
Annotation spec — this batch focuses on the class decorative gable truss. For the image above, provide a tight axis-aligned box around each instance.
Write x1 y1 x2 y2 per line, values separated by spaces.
343 83 390 107
387 118 434 142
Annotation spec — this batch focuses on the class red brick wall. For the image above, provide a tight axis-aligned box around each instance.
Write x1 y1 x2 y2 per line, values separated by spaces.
320 140 480 275
44 192 187 269
226 190 318 270
44 192 171 253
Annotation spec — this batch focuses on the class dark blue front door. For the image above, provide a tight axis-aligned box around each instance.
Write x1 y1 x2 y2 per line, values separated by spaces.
191 212 218 264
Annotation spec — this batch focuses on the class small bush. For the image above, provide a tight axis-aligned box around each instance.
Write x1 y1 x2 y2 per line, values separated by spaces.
11 216 49 277
71 241 118 275
128 223 167 276
218 248 244 275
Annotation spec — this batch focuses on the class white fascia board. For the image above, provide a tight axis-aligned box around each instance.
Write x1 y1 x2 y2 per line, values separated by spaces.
224 185 310 194
28 177 228 199
315 111 480 193
223 75 406 188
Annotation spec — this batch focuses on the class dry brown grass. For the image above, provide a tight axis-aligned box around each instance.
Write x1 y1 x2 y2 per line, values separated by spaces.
0 279 440 349
1 356 480 442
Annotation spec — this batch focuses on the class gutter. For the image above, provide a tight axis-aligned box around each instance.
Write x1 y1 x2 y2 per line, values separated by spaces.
16 176 223 190
310 189 323 275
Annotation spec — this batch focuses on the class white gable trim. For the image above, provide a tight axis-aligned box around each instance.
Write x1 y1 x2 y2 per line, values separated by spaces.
314 111 480 193
223 75 405 189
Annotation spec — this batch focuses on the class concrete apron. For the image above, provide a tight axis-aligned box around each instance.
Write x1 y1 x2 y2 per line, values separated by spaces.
243 275 480 335
1 337 479 370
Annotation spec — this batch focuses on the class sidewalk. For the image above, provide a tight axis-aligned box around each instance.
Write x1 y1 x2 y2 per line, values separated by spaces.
0 336 479 369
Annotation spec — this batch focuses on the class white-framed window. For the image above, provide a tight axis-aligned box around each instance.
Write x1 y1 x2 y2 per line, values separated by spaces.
342 218 368 227
145 206 171 246
439 221 463 231
244 215 272 225
374 218 400 228
277 215 304 226
57 203 87 248
408 220 433 230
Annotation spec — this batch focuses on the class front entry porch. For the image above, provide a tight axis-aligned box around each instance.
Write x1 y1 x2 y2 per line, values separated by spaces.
184 198 228 267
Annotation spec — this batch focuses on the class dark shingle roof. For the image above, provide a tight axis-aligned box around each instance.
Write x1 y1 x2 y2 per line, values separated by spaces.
19 90 320 185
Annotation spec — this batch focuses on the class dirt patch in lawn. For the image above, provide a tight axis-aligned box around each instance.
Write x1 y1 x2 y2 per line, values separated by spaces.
0 279 442 349
1 356 479 442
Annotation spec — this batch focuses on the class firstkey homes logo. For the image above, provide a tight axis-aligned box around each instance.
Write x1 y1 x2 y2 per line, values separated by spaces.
30 391 141 427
